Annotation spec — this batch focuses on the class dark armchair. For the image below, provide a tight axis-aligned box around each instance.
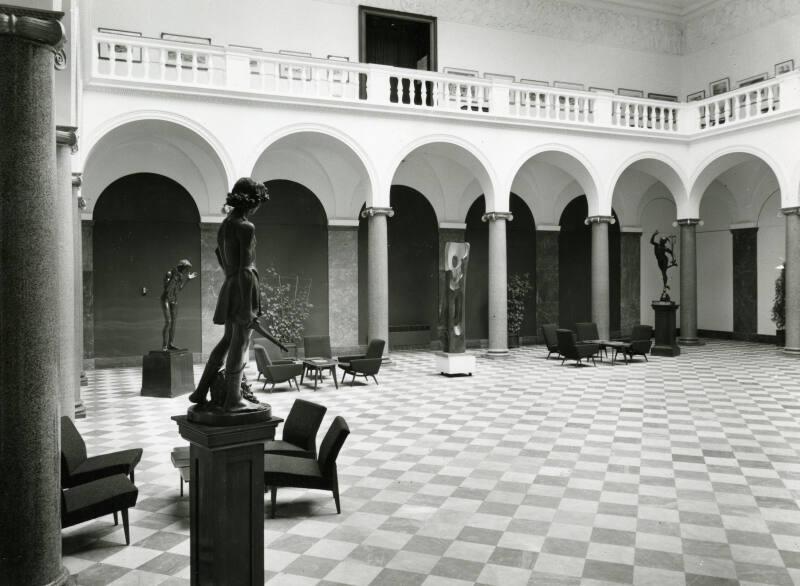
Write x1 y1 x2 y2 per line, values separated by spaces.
61 474 139 545
540 324 560 359
61 416 142 488
264 399 328 459
338 339 385 385
575 322 599 342
556 329 600 366
264 416 350 518
625 324 653 362
254 344 304 392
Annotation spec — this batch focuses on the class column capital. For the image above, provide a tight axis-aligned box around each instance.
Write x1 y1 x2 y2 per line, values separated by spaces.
71 172 82 188
677 218 701 226
361 206 394 219
781 207 800 216
584 215 615 225
481 211 513 223
0 6 66 66
56 125 78 153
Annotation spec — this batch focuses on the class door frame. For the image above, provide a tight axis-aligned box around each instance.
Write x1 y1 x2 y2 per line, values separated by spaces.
358 5 437 71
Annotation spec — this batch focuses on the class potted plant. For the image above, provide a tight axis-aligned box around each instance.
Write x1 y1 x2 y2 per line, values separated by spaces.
259 267 313 356
772 264 785 346
507 272 533 348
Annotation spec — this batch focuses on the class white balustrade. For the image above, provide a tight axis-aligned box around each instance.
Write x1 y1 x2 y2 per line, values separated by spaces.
611 97 679 132
692 79 782 131
90 32 799 136
508 85 596 124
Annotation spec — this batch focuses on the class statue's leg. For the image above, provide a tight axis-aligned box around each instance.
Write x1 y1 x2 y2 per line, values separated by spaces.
161 299 171 350
188 322 231 404
168 303 178 346
222 323 252 411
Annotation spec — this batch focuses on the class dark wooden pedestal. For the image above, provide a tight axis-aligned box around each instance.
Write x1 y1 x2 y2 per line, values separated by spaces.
142 350 195 397
172 415 282 586
651 301 680 357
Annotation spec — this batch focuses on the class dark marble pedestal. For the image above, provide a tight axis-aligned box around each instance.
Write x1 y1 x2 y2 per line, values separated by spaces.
142 350 195 397
652 301 680 357
172 415 282 586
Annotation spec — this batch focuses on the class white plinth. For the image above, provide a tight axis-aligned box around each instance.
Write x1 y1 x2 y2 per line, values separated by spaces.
435 352 476 376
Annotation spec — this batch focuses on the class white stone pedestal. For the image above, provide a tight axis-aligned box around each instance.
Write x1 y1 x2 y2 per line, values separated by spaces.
436 352 476 376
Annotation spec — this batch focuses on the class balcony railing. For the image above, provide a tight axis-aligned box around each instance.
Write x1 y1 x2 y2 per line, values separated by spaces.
91 32 800 136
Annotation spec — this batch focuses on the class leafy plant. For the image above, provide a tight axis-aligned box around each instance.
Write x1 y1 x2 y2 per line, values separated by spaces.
772 265 785 330
259 266 313 345
507 272 533 335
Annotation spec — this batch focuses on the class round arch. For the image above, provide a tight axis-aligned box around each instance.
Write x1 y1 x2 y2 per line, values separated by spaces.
83 110 234 190
609 153 689 221
388 135 497 213
83 117 231 218
247 123 377 219
509 144 602 217
689 146 787 216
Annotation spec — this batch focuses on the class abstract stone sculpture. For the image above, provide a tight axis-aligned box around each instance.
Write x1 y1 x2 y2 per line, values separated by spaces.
444 242 470 353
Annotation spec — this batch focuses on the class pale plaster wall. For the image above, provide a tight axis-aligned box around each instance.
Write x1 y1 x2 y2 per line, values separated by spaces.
697 186 734 332
757 190 784 335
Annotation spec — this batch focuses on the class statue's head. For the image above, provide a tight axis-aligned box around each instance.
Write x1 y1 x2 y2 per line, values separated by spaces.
226 178 269 212
177 259 192 273
660 237 669 245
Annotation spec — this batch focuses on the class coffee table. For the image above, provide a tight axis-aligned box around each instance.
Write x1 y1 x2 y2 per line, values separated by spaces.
586 340 631 365
301 358 338 390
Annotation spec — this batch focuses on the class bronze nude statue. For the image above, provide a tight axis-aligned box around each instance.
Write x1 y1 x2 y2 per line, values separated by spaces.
188 178 286 423
160 259 198 351
651 230 678 301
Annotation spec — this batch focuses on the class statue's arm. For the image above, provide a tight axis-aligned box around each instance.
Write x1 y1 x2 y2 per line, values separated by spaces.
649 232 658 245
237 222 256 269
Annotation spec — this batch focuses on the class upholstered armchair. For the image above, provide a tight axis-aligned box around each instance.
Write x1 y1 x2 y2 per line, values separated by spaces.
264 416 350 518
338 339 385 385
540 324 560 359
254 344 304 392
556 329 600 366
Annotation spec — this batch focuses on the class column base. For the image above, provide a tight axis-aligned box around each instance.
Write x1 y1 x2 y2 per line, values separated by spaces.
45 567 73 586
677 337 705 346
80 371 88 386
485 349 509 358
74 400 86 419
782 347 800 356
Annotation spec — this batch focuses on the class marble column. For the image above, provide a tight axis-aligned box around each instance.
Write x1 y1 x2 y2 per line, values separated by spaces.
0 6 71 585
483 212 513 355
620 230 642 336
328 224 360 353
587 216 613 340
200 222 225 361
72 174 87 417
361 207 393 355
535 227 559 329
56 126 78 420
678 218 702 345
82 219 95 367
783 208 800 354
731 226 758 340
438 224 467 348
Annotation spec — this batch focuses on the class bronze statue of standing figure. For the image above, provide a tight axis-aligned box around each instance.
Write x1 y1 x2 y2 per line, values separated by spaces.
650 230 678 301
188 178 282 423
160 259 197 351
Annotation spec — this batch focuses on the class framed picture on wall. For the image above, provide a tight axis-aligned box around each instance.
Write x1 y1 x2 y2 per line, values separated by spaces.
520 79 549 87
775 59 794 76
647 93 679 102
97 29 142 63
554 81 585 91
443 67 479 100
617 88 644 98
588 86 614 94
687 90 706 101
709 77 729 96
484 72 515 83
278 50 313 80
737 72 768 88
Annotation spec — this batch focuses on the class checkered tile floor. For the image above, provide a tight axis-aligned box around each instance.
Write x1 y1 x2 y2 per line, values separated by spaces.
63 340 800 585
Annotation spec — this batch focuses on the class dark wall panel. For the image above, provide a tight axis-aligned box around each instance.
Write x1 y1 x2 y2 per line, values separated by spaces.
93 173 201 358
252 180 329 339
